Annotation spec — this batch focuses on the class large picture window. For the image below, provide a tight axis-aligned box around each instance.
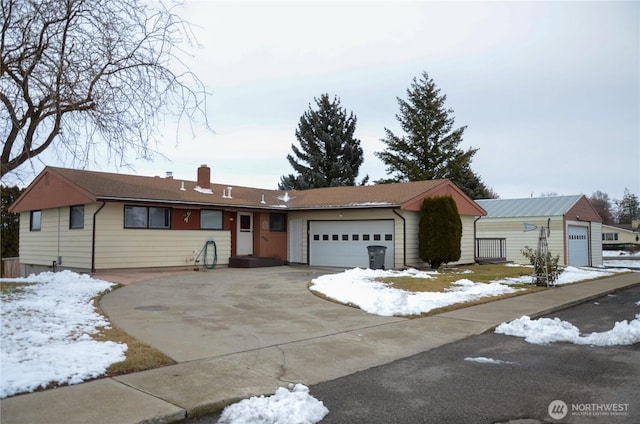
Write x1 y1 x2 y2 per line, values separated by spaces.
30 210 41 231
70 205 84 229
125 206 170 229
201 210 223 229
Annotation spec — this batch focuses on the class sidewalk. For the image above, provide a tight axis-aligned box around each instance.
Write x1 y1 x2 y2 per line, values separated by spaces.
1 272 638 424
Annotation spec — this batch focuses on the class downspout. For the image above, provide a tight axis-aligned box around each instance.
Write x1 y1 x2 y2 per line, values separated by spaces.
392 209 407 268
473 216 482 263
91 202 106 273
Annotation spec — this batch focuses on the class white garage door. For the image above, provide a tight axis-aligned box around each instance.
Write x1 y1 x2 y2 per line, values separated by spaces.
568 225 589 266
309 220 395 268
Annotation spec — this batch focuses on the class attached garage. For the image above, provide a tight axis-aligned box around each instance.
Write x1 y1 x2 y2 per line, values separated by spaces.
309 220 394 268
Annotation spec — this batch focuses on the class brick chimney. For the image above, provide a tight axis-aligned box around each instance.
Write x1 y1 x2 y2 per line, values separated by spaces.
197 164 210 188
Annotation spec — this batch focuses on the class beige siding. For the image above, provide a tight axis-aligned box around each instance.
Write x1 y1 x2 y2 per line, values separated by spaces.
602 224 640 246
476 217 566 265
94 203 230 269
403 212 476 268
565 219 602 267
590 222 603 266
19 206 93 269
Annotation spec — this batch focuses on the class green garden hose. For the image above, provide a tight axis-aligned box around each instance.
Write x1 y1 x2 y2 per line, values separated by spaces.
203 239 217 269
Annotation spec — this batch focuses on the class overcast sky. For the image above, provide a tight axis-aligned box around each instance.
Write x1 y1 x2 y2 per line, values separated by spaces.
6 1 639 201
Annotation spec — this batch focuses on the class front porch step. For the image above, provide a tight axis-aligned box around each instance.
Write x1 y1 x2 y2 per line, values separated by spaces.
228 256 286 268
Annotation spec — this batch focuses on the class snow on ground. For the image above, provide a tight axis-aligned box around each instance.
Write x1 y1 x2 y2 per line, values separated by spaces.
309 267 521 317
464 357 516 365
0 264 634 403
0 271 127 398
217 383 329 424
603 250 640 269
495 314 640 346
603 250 640 257
309 266 630 317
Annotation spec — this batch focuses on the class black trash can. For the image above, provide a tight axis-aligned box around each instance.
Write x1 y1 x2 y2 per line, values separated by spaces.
367 245 387 270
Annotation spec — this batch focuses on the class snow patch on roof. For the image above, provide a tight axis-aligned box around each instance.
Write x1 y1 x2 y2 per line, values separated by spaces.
194 186 213 194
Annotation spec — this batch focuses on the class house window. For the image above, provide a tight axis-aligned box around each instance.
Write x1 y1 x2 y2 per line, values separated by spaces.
124 205 170 229
269 213 286 231
70 205 84 229
149 207 170 228
30 210 42 231
125 206 148 228
201 210 223 229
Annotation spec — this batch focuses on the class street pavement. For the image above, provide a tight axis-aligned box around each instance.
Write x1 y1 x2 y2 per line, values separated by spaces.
0 267 638 424
309 285 640 424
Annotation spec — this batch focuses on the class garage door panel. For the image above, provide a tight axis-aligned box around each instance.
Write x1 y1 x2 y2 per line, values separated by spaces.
310 220 394 268
568 225 589 266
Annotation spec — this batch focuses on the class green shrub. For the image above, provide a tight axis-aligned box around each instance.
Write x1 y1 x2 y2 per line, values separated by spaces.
419 196 462 269
521 246 561 286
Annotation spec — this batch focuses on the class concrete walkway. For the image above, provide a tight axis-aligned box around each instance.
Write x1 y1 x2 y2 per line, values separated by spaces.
1 268 638 424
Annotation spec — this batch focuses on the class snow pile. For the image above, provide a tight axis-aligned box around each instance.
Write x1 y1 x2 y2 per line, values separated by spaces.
603 250 640 257
0 271 127 398
218 383 329 424
464 357 515 365
309 268 520 316
495 314 640 346
496 265 629 286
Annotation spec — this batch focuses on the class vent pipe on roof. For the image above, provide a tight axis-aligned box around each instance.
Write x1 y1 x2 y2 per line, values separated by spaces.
180 181 186 191
197 164 210 189
260 194 266 204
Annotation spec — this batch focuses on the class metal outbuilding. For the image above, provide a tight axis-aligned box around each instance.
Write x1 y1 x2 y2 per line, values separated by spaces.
475 195 603 267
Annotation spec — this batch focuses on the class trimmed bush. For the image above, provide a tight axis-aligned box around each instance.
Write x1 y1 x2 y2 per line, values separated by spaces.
419 196 462 269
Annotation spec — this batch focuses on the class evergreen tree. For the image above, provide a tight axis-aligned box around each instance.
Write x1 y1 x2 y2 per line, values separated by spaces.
279 94 367 190
1 185 22 259
375 72 491 199
615 188 639 224
418 196 462 269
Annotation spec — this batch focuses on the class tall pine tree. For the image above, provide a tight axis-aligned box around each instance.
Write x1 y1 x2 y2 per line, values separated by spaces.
375 72 491 199
279 94 367 190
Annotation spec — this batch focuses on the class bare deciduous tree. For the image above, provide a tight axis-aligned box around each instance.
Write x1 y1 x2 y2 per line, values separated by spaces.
0 0 210 178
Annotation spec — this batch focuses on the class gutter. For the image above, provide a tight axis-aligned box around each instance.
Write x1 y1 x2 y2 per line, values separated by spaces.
473 215 482 263
392 209 407 268
96 196 400 211
91 202 106 273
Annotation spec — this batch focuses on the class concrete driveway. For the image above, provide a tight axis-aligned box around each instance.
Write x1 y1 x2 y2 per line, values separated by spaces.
99 266 406 363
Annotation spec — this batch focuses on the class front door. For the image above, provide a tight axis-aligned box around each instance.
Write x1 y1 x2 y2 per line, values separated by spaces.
288 219 303 263
237 212 253 255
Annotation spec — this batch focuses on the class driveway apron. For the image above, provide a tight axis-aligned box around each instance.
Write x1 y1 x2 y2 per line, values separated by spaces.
99 266 406 363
